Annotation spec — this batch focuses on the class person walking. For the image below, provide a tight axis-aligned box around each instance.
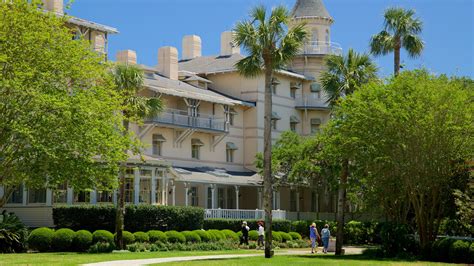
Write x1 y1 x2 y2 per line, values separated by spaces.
310 222 320 254
257 221 264 249
240 221 250 245
321 224 331 254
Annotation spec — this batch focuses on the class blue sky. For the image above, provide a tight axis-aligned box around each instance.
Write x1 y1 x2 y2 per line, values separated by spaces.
69 0 473 78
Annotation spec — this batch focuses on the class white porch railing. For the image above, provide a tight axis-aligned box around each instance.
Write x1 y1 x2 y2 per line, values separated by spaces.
301 41 343 56
204 209 330 221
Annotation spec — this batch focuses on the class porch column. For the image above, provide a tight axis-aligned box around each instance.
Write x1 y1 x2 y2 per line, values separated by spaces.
151 168 157 205
272 191 276 210
161 171 167 205
171 181 176 206
211 184 216 209
112 190 117 205
234 186 240 209
46 188 53 206
22 184 27 206
184 182 189 207
66 187 74 205
90 189 97 205
296 190 300 212
257 187 262 209
133 167 140 205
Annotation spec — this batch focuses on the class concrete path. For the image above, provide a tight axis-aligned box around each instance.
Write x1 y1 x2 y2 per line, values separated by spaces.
83 247 365 266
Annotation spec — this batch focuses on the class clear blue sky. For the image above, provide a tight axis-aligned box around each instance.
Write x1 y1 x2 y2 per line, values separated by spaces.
69 0 473 78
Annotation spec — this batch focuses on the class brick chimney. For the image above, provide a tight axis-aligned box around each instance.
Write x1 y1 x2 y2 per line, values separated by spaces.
116 50 137 65
42 0 63 14
182 35 202 60
220 31 240 56
158 46 178 80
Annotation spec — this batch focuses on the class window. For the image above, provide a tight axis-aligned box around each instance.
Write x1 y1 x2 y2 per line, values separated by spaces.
190 187 198 206
152 134 166 156
290 122 297 132
28 188 46 204
311 29 318 43
97 191 113 203
226 142 237 163
290 88 296 98
311 124 321 134
7 185 23 204
325 29 330 44
272 86 277 95
272 120 277 130
155 170 164 204
74 191 90 204
207 187 213 208
311 191 318 212
54 183 67 204
125 169 134 203
229 108 237 126
271 112 281 131
218 188 225 208
191 139 203 159
139 169 152 204
272 78 280 95
290 190 297 212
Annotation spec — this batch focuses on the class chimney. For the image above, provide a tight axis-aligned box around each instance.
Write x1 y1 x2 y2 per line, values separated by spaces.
182 35 202 60
158 46 178 80
220 31 240 56
42 0 63 14
116 50 137 65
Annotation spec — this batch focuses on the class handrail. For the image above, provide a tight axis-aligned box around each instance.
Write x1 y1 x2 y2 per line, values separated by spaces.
294 95 330 109
301 41 342 55
146 109 227 131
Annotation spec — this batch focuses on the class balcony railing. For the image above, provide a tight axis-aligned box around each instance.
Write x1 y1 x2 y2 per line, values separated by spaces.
145 108 227 132
295 95 330 109
301 41 342 56
204 209 339 221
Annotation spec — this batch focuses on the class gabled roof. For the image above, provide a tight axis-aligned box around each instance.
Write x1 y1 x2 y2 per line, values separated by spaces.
179 54 312 80
68 16 119 34
291 0 332 20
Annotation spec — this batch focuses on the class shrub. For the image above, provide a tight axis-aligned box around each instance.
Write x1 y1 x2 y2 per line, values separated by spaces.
248 230 258 241
221 229 238 241
279 231 292 242
272 231 282 242
289 232 302 240
148 230 167 243
182 231 201 243
0 211 28 253
28 227 54 252
469 242 474 263
165 230 186 243
87 242 114 253
92 230 114 245
127 242 152 252
379 222 416 257
433 237 456 262
193 230 211 242
449 240 471 263
203 219 291 232
114 231 135 245
207 230 217 241
52 228 75 251
208 230 225 241
53 205 205 232
345 221 365 245
133 231 149 243
73 230 93 251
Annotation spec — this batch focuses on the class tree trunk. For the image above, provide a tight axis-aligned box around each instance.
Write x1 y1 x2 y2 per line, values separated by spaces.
263 67 274 259
394 37 401 76
115 120 129 250
335 159 348 255
0 187 15 208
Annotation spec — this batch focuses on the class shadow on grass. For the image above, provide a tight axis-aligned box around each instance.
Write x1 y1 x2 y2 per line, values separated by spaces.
293 254 419 262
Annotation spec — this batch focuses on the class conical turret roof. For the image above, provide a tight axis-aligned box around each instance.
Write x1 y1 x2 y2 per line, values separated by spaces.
291 0 332 19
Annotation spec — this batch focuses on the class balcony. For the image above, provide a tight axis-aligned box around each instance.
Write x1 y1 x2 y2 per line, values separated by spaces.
145 108 227 133
295 95 330 110
300 41 342 56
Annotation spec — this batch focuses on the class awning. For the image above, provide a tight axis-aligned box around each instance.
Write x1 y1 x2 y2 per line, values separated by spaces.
290 115 300 123
271 78 281 86
226 142 238 150
191 139 204 146
229 108 238 115
170 167 261 186
271 112 281 120
290 82 302 89
310 83 321 92
311 118 322 125
152 134 166 142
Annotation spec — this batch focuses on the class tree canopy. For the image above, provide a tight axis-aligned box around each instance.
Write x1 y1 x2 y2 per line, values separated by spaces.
0 0 132 204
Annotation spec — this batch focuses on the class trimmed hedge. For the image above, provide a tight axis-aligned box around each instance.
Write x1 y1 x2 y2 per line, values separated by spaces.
272 231 282 242
204 219 291 232
221 229 239 241
53 205 204 232
52 228 75 251
279 231 292 242
92 230 114 244
193 230 211 242
449 240 471 263
148 230 167 243
73 230 93 251
133 231 149 243
28 227 54 252
165 230 186 243
208 230 225 241
289 232 302 240
431 238 473 264
182 231 201 243
248 230 258 241
116 231 135 245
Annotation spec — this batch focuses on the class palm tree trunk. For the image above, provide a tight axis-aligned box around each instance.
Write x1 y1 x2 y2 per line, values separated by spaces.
394 37 401 76
115 120 129 250
263 66 274 259
335 159 348 255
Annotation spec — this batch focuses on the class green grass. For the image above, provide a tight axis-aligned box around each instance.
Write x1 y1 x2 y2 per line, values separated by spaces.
161 254 455 266
0 250 258 265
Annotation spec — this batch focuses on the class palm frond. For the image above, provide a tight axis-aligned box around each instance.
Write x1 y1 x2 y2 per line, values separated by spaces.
402 34 424 58
370 30 394 56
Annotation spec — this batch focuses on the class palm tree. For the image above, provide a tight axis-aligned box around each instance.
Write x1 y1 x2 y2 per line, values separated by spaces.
370 7 424 76
112 64 163 250
320 48 377 255
233 5 307 258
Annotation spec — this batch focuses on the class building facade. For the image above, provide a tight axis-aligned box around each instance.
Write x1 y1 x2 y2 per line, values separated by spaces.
1 0 353 227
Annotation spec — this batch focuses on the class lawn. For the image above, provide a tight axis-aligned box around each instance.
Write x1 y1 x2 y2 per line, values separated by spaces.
161 254 455 266
0 250 258 265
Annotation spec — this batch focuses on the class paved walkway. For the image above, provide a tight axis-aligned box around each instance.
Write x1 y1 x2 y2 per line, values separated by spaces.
83 247 365 266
